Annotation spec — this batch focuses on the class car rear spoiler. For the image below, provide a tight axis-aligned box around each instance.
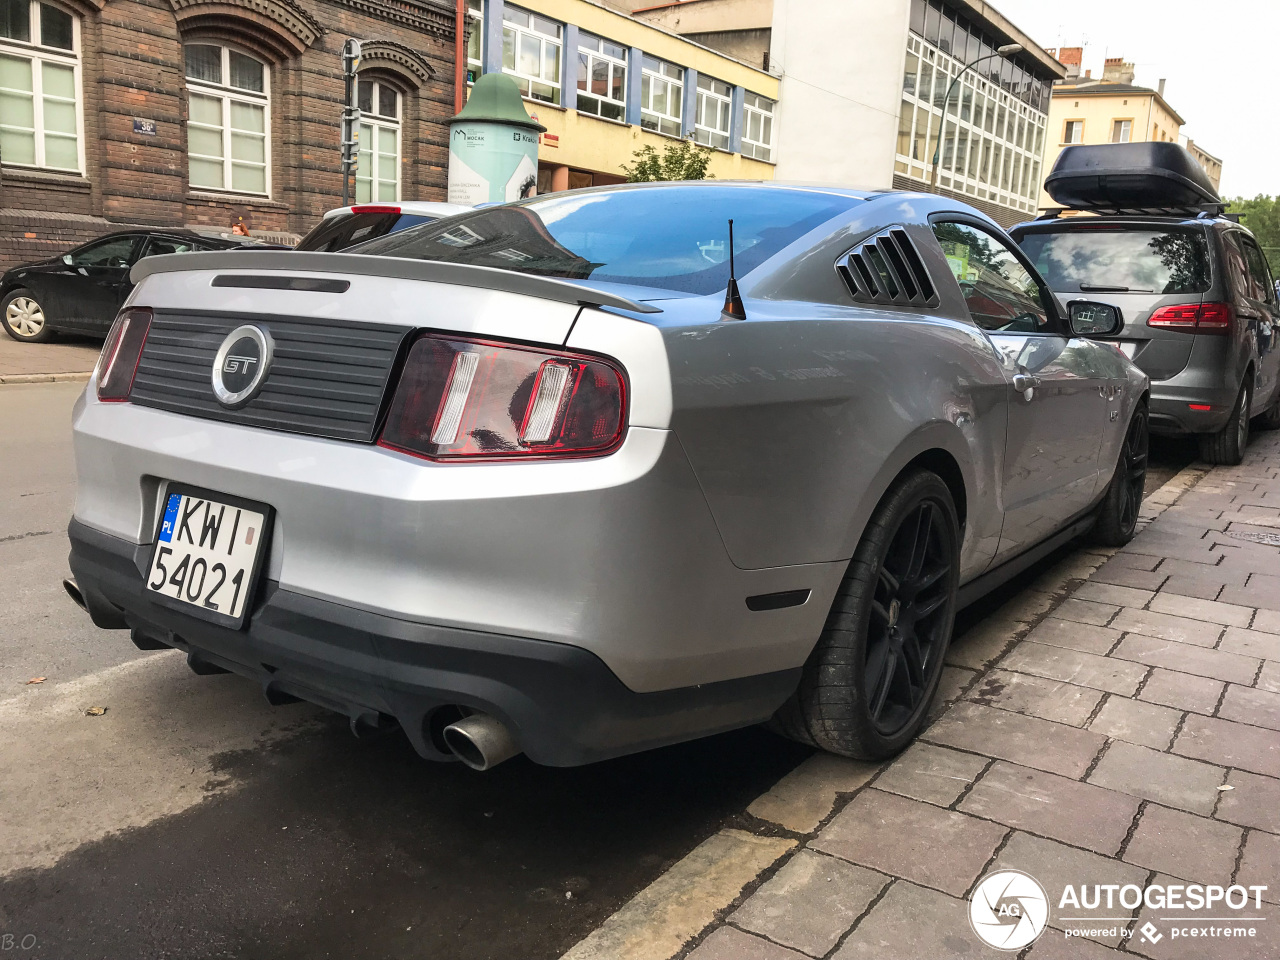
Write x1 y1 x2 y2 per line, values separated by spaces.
129 250 663 315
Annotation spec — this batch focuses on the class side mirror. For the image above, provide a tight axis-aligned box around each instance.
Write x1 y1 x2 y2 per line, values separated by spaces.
1067 300 1123 338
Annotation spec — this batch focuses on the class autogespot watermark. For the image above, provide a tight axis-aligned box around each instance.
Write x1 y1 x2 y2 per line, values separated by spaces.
969 873 1270 949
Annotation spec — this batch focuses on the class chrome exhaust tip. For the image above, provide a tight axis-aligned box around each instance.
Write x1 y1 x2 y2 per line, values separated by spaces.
63 578 87 611
442 713 521 771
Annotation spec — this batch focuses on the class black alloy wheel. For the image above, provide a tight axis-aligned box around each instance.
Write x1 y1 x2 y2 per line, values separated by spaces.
1093 404 1148 547
771 470 960 760
864 499 955 735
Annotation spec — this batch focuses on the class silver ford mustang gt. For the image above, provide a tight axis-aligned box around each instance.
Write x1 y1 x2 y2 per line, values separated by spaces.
66 183 1148 770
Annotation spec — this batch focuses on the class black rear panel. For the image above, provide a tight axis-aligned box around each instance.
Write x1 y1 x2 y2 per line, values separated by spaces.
128 311 409 442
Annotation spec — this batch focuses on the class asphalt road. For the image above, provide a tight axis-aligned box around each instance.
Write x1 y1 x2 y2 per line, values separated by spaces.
0 380 1196 960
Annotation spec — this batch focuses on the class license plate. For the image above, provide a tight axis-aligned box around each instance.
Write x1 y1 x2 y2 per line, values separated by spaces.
145 486 272 628
1117 341 1138 359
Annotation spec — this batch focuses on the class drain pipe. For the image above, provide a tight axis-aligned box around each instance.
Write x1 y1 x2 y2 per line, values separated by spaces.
442 713 521 771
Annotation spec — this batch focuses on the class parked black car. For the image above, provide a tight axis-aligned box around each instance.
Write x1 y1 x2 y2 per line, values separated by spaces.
1012 143 1280 465
1 229 272 343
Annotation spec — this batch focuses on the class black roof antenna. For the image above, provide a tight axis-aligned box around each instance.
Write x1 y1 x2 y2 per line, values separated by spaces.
721 219 746 320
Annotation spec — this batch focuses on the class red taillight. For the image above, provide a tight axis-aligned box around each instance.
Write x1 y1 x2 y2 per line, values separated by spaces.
350 204 401 214
379 334 627 461
1147 302 1232 335
96 308 152 401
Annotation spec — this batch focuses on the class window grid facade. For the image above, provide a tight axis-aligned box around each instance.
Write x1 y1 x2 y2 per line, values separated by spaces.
640 55 682 137
0 0 82 173
576 30 626 122
896 32 1047 215
740 92 774 162
355 78 399 203
501 5 561 104
693 75 731 150
184 43 270 196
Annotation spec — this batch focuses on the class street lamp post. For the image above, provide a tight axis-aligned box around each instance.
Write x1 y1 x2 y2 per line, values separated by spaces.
928 43 1023 195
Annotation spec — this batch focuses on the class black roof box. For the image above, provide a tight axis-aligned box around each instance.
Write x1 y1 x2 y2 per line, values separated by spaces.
1045 142 1220 213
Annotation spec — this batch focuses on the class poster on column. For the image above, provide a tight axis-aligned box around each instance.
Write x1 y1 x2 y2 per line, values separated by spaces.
447 123 540 206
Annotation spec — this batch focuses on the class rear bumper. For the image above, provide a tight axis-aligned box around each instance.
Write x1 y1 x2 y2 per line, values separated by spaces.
1146 336 1241 436
68 519 800 766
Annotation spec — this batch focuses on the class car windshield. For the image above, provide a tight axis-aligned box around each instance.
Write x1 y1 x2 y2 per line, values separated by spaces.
1017 226 1211 295
296 212 439 252
349 186 857 295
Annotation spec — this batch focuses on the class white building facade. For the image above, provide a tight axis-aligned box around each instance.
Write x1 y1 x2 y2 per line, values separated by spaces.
768 0 1064 226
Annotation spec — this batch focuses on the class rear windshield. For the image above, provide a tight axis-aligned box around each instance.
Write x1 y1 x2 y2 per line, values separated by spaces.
296 212 439 252
1017 226 1211 295
348 186 856 295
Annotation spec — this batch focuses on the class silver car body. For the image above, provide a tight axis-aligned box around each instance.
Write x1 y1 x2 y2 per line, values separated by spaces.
68 185 1147 765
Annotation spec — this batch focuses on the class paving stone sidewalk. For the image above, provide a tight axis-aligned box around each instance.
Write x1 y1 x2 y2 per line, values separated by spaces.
0 334 99 382
680 430 1280 960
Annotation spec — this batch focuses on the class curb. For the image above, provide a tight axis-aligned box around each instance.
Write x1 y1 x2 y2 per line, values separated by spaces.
557 461 1210 960
0 372 92 385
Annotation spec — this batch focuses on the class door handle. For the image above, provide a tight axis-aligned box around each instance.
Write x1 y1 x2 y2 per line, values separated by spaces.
1012 373 1042 392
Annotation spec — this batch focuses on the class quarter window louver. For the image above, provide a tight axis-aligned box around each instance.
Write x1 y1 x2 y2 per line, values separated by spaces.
838 227 937 307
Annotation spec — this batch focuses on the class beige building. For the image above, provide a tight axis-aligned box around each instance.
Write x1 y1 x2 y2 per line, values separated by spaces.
1041 51 1207 209
1186 139 1223 194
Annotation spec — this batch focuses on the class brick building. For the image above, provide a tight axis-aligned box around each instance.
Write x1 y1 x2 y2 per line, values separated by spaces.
0 0 458 270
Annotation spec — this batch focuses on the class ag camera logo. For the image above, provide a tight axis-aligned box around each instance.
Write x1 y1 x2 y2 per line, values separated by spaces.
970 870 1049 950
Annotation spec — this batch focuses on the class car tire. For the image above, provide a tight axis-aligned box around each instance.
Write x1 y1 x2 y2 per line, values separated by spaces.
1 288 55 343
1092 404 1149 547
1197 380 1251 466
772 469 960 760
1254 389 1280 431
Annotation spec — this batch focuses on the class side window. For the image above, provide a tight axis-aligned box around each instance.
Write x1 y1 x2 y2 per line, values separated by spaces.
1241 236 1276 305
1225 234 1253 300
71 236 140 267
141 237 196 258
931 221 1050 333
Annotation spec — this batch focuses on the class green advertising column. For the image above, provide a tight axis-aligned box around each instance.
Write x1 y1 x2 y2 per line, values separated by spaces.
448 74 547 206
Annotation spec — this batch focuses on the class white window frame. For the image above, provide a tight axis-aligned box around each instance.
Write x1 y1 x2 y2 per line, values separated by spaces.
1063 119 1083 144
741 92 774 162
184 43 271 197
640 55 682 137
575 30 626 122
894 35 1047 214
0 0 84 174
355 78 400 204
693 75 731 150
465 0 482 84
501 5 561 105
1111 118 1131 143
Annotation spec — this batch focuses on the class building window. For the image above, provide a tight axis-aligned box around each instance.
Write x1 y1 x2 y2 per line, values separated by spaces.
640 55 683 136
465 0 482 83
1110 119 1131 143
576 30 625 122
1063 119 1083 144
0 0 81 172
356 78 399 203
897 32 1047 213
741 92 774 162
694 75 731 150
502 5 560 104
184 43 269 195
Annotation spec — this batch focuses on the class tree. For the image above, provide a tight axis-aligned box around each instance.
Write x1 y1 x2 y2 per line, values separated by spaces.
621 138 715 182
1227 195 1280 273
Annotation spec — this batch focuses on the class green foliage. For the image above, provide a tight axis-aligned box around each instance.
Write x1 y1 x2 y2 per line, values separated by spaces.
1228 195 1280 273
621 138 715 182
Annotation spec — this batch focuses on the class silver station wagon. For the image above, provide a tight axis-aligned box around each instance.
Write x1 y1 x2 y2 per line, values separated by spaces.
66 183 1148 770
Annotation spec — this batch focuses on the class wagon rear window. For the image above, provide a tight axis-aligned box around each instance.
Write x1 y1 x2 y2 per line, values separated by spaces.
350 185 855 296
1017 226 1211 295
